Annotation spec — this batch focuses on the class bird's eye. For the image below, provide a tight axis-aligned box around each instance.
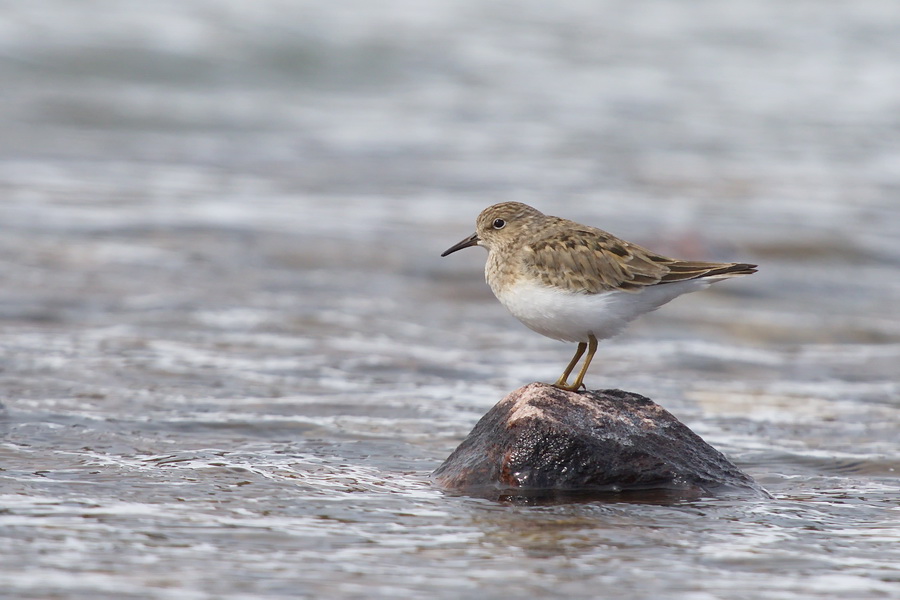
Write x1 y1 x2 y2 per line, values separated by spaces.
492 218 506 230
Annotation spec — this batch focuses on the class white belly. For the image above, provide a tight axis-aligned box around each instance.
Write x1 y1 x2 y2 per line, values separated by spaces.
493 278 712 343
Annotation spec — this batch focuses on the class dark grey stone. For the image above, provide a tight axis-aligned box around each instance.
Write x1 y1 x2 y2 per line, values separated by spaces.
433 383 767 501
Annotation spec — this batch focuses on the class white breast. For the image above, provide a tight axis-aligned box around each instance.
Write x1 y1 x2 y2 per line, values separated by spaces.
493 278 712 343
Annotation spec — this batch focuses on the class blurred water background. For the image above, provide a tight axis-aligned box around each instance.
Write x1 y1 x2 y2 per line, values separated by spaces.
1 1 899 598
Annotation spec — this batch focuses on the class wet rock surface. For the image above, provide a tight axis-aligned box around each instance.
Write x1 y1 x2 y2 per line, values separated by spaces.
433 383 767 500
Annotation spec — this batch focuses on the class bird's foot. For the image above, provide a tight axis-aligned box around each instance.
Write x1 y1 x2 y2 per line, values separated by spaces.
551 380 586 392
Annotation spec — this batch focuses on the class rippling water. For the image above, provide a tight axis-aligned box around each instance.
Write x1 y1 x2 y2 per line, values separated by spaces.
1 2 899 599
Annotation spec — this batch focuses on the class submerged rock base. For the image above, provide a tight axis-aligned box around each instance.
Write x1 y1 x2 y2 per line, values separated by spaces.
433 383 766 500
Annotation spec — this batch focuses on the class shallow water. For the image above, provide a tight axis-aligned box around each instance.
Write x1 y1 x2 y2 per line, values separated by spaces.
1 2 899 599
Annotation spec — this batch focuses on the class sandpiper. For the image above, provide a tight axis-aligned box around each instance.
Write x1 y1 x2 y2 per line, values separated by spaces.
442 202 757 391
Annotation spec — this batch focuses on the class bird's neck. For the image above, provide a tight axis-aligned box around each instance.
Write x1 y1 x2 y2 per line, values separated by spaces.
485 245 523 295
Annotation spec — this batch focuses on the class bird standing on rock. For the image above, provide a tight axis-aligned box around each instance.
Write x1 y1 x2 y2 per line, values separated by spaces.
442 202 757 391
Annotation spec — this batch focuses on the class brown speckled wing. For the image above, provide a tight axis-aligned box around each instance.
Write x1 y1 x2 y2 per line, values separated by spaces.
524 227 756 294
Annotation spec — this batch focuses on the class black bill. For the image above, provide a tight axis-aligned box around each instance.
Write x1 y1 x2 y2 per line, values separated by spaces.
441 233 480 257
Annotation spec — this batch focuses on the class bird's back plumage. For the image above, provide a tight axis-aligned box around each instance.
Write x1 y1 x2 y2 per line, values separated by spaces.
521 219 756 294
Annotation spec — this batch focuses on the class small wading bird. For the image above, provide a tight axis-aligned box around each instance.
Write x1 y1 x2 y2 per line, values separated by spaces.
442 202 757 391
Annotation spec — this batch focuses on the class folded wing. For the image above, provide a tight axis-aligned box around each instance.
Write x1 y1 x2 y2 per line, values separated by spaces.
524 228 757 294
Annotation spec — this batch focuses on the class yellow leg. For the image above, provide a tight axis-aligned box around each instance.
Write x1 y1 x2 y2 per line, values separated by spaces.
553 342 586 388
554 334 597 392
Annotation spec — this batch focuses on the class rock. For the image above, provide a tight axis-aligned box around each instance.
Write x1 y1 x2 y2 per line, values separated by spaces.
433 382 767 501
